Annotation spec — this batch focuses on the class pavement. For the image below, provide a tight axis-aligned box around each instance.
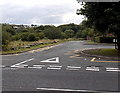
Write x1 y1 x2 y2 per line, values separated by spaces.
1 41 120 92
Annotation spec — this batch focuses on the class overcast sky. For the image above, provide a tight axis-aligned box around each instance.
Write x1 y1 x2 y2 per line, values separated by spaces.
0 0 84 26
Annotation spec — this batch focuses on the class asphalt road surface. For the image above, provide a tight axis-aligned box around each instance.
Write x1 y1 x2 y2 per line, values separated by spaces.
2 41 120 93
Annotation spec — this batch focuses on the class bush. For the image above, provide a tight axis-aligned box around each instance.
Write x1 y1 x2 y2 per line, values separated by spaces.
37 32 45 39
2 31 11 45
28 33 39 41
65 29 75 38
21 32 29 41
11 34 21 41
43 27 63 39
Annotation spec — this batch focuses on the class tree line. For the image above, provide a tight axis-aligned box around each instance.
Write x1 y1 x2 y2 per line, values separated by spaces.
1 23 97 50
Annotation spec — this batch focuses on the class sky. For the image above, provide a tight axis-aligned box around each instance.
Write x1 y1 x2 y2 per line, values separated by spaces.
0 0 84 26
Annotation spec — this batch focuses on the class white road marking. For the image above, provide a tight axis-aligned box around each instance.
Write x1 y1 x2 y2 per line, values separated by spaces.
66 68 80 71
106 67 119 70
11 58 34 68
106 70 120 72
36 87 100 92
47 65 62 70
86 66 99 71
47 67 61 70
106 67 120 72
66 66 81 71
33 65 45 67
67 66 81 69
40 57 59 63
28 67 42 69
28 65 45 69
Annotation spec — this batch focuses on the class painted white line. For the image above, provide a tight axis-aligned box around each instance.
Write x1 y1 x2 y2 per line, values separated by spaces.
67 66 81 69
28 67 42 69
91 58 96 62
47 67 61 70
49 65 62 68
106 67 119 70
36 87 101 92
106 67 120 72
41 57 59 63
66 66 81 71
33 65 45 67
86 67 99 71
106 70 120 72
11 58 34 67
66 68 80 71
86 69 99 71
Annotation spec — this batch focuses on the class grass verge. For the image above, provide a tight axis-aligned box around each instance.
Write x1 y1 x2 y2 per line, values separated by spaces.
0 40 68 55
83 48 120 57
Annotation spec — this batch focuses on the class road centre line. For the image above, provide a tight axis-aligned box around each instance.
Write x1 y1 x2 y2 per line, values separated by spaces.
11 58 34 67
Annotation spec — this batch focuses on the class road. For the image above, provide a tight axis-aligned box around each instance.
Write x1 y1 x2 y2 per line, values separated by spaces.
2 41 120 92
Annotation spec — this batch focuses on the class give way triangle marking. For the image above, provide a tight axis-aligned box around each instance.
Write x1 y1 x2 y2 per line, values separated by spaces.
40 57 59 63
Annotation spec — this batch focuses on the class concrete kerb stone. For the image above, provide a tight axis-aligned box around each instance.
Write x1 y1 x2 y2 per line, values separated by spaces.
78 48 119 60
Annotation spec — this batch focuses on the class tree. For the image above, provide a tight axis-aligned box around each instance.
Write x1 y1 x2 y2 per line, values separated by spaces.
28 33 39 41
78 2 120 50
65 29 75 38
43 27 63 39
2 24 16 35
37 32 45 39
2 31 11 45
2 31 11 51
21 32 29 41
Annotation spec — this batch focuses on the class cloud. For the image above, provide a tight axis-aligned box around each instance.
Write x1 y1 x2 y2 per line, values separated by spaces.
0 0 84 26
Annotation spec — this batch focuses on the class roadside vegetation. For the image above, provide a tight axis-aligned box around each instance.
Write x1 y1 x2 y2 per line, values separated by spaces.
1 21 118 55
77 2 120 51
1 23 95 54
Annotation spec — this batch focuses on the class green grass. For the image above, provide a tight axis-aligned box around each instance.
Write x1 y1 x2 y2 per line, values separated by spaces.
0 39 69 55
84 48 120 57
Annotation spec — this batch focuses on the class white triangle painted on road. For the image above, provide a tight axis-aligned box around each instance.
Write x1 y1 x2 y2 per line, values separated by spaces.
40 57 59 63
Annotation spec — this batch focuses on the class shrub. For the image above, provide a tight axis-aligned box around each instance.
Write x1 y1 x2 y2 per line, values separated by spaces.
27 33 39 41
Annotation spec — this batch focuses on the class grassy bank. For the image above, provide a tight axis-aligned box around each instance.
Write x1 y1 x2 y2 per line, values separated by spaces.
83 48 120 57
0 39 69 55
1 38 80 55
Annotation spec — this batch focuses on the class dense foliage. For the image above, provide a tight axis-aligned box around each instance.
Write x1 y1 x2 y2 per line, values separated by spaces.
78 2 120 50
1 23 96 51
